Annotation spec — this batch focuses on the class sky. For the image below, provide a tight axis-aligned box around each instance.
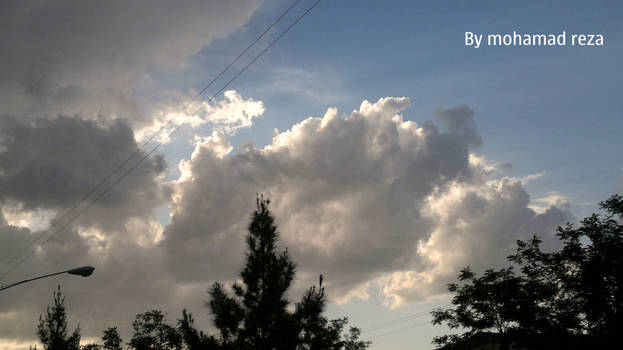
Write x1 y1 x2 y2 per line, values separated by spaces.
0 1 622 349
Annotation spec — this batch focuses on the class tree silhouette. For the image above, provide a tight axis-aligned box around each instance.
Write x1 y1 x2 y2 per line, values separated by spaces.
72 326 123 349
196 195 369 350
548 194 623 346
37 285 81 350
177 309 219 350
32 196 368 350
431 267 522 343
102 327 123 350
129 310 182 350
432 194 623 349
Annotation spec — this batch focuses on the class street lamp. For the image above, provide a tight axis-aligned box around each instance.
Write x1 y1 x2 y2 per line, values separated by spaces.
0 266 95 292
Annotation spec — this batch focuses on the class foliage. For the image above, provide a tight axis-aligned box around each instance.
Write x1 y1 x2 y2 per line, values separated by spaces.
37 285 81 350
177 309 219 350
431 267 521 337
129 310 182 350
102 327 123 350
432 194 623 349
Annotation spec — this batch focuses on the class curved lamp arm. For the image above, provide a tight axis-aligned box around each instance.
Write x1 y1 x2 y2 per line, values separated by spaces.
0 266 95 292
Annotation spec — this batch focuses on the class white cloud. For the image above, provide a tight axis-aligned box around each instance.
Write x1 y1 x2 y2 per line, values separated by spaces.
380 178 571 308
163 96 572 307
200 90 265 133
134 90 265 144
519 170 549 184
528 191 570 214
0 205 56 232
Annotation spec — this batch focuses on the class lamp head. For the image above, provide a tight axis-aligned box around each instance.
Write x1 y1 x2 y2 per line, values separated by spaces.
67 266 95 277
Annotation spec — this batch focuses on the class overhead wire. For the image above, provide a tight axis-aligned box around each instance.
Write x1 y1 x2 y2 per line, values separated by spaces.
352 302 453 342
361 309 433 333
362 321 431 341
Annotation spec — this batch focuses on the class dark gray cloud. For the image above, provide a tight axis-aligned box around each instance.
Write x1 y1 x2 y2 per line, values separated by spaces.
0 115 171 343
0 213 182 346
435 105 482 150
0 115 165 230
0 0 258 128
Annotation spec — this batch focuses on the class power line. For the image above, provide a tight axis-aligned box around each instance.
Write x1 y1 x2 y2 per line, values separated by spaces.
361 310 431 333
179 0 305 111
362 321 431 341
188 0 321 118
360 303 450 334
355 303 452 342
0 0 321 282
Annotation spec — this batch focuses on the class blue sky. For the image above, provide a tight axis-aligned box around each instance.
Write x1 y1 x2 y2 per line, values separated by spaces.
156 0 623 217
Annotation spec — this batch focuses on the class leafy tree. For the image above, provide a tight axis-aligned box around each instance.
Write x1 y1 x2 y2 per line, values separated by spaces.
507 235 584 335
507 195 623 347
102 327 123 350
431 267 521 342
552 194 623 345
129 310 182 350
75 326 122 350
196 196 369 350
432 194 623 349
37 285 81 350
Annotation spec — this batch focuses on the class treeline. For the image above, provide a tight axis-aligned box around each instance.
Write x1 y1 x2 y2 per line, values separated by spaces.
32 197 369 350
432 194 623 350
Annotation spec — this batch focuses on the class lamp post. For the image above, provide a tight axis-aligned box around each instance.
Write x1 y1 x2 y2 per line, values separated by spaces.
0 266 95 292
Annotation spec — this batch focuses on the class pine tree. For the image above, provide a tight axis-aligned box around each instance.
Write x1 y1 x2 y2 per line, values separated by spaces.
37 285 81 350
204 196 369 350
177 309 219 350
207 196 298 349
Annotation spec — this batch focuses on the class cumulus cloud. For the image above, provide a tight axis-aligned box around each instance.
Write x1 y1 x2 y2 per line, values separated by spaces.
162 97 572 307
0 96 573 345
380 177 572 307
